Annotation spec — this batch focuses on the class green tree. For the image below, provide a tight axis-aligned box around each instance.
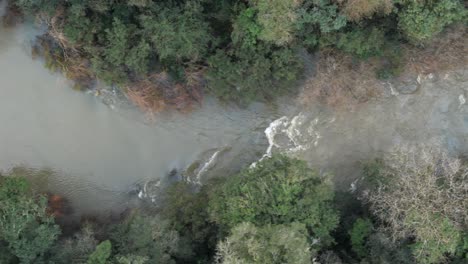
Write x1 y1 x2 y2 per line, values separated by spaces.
0 174 60 264
109 212 191 263
209 155 339 245
50 224 99 264
87 240 112 264
398 0 466 43
349 218 373 258
215 222 313 264
160 182 218 262
253 0 303 46
140 1 212 63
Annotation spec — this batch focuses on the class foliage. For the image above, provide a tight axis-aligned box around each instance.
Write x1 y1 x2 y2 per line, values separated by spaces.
349 218 373 258
362 145 468 263
139 1 212 63
335 26 386 58
109 212 191 263
12 0 467 108
342 0 393 21
207 44 303 104
160 182 218 262
49 224 99 264
215 222 313 264
209 155 339 245
87 240 112 264
253 0 303 46
398 0 466 43
296 0 348 48
409 214 461 264
0 174 60 264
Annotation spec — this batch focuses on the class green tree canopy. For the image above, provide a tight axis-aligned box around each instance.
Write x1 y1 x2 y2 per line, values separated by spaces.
215 222 313 264
0 173 60 264
209 155 339 245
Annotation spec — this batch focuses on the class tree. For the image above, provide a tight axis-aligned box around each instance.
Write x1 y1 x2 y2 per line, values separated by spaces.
49 224 99 264
209 155 339 245
349 218 373 258
342 0 393 21
140 1 212 63
0 173 60 264
215 222 312 264
398 0 466 43
87 240 112 264
362 145 468 263
160 182 218 262
109 212 191 263
252 0 303 46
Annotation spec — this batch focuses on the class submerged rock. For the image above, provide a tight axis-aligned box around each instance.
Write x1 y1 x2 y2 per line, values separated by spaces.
395 77 420 94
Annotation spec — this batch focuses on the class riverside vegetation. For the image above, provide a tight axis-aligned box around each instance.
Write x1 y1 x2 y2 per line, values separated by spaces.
3 0 467 111
0 151 467 264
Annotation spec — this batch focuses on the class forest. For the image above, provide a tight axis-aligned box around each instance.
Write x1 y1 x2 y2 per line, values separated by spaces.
0 0 467 263
1 150 467 264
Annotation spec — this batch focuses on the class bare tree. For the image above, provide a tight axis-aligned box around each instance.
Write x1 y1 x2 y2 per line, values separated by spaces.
362 144 467 263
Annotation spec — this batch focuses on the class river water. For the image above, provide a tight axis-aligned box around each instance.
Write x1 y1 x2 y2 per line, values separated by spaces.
1 4 467 217
0 17 291 215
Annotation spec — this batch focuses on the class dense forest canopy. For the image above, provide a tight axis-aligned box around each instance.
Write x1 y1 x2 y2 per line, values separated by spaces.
6 0 467 108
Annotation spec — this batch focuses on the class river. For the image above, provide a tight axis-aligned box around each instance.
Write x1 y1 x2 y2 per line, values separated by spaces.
0 16 293 216
1 4 467 217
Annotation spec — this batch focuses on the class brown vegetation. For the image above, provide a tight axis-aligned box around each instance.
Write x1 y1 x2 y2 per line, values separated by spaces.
341 0 393 21
402 25 467 75
300 26 467 110
47 193 70 218
126 70 204 116
32 35 95 90
1 0 24 27
299 50 384 109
